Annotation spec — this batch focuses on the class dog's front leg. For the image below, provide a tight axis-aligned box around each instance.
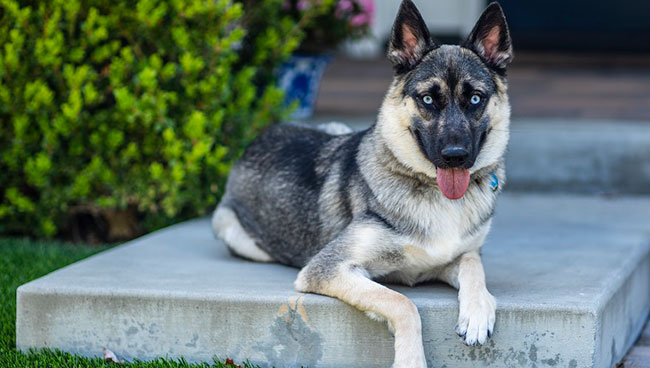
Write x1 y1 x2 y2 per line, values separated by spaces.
294 224 427 368
440 250 496 345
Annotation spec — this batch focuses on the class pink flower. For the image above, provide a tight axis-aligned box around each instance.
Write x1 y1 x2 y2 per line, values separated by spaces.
350 13 369 27
337 0 353 12
356 0 375 24
335 0 352 18
297 0 311 11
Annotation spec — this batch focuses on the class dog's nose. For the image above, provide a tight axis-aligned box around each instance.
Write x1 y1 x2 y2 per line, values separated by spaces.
441 145 469 167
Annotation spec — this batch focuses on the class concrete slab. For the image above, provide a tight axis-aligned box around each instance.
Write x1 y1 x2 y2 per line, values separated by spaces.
16 194 650 368
305 116 650 195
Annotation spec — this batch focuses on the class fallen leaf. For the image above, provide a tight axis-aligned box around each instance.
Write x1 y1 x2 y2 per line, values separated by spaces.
224 358 242 367
102 347 124 364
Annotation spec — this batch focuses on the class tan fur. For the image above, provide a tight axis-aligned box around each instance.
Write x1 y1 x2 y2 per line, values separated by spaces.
416 78 447 95
378 83 440 178
473 86 510 173
295 264 426 368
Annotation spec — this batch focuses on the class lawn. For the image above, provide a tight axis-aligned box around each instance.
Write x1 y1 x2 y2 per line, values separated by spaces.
0 237 260 368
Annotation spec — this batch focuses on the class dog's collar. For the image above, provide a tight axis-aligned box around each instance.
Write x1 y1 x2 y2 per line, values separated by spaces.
489 172 499 192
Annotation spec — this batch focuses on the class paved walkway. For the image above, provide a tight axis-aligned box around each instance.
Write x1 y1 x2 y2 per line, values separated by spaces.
314 54 650 120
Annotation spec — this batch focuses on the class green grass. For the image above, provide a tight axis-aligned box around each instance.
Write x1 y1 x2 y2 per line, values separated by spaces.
0 238 260 367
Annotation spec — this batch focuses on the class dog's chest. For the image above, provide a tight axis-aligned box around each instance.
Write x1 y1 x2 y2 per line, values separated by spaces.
376 186 495 284
385 230 486 286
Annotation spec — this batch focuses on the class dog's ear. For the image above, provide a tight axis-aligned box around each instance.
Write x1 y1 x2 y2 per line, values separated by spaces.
463 2 513 70
388 0 435 74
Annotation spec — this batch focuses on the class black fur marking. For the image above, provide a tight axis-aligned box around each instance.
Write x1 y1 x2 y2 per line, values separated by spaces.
275 130 329 191
365 210 396 232
374 248 405 266
339 130 368 219
409 125 428 159
446 65 460 93
339 131 365 182
464 204 495 238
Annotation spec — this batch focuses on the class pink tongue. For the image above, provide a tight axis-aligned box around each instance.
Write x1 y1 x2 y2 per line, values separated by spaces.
436 168 471 200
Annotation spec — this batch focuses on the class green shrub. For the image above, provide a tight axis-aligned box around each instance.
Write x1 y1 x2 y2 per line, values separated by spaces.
0 0 308 239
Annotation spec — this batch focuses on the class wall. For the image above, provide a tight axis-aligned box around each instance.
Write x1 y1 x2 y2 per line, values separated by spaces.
344 0 486 58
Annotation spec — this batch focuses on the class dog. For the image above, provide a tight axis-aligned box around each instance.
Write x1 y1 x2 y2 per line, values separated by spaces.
212 1 513 366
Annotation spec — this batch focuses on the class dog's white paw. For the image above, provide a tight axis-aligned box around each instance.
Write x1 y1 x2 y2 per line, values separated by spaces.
455 289 496 346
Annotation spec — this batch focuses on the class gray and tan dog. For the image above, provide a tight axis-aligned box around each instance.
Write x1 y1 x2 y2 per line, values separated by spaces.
212 1 513 366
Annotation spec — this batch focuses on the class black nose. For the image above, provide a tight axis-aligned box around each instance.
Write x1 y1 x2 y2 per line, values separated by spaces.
441 145 469 167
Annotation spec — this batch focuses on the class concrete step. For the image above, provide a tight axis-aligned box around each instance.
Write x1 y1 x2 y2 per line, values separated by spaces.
16 194 650 368
304 117 650 195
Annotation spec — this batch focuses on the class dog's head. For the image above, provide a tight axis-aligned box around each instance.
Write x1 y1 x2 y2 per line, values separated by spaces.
378 0 513 200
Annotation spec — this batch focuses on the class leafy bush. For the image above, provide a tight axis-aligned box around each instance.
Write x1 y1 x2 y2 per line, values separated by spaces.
0 0 308 240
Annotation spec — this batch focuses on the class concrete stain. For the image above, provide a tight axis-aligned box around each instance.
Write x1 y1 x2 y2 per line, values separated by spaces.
443 332 577 367
148 323 160 335
185 333 199 348
255 296 323 368
277 304 289 317
516 350 528 366
296 299 312 327
529 344 538 362
541 353 560 366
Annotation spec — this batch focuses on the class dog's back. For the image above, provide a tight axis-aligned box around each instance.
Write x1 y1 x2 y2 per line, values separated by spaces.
215 123 365 267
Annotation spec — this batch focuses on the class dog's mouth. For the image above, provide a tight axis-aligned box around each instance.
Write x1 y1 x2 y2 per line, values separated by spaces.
410 127 471 200
436 167 470 200
435 129 489 200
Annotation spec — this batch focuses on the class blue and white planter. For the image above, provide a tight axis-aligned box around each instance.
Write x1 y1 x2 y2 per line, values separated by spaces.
278 54 332 119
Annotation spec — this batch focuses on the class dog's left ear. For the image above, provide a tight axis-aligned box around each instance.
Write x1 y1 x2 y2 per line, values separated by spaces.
388 0 436 74
464 2 513 70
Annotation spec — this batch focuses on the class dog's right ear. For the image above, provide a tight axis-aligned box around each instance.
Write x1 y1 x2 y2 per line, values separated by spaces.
388 0 435 74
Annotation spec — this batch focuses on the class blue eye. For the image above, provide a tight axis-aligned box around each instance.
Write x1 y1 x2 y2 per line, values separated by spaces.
422 95 433 105
470 94 481 105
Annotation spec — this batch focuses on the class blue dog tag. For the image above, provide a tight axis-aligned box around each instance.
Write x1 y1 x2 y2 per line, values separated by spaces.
489 173 499 192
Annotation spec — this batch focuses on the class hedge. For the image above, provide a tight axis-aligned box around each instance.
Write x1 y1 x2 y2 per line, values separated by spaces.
0 0 311 240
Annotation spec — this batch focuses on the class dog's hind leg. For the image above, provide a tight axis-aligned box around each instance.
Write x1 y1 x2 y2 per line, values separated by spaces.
295 223 427 368
211 204 274 262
